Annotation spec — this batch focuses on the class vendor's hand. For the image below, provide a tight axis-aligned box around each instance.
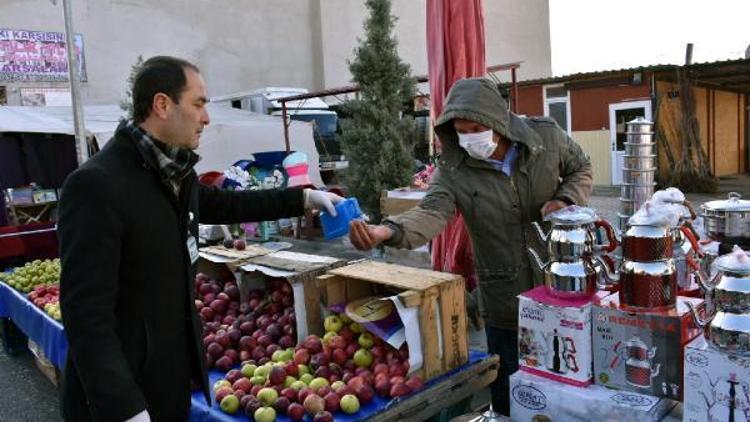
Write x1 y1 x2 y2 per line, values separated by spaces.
540 200 568 218
349 220 393 250
304 189 344 216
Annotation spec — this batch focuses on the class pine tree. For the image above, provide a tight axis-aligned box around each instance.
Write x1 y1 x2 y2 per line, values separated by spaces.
119 55 144 119
339 0 416 222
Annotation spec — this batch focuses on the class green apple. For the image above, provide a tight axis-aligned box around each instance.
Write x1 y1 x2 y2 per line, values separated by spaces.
300 373 314 385
298 364 311 376
220 394 240 414
257 387 279 406
309 377 330 392
241 363 257 378
279 349 294 362
354 348 373 367
331 380 346 392
254 365 270 379
284 376 297 388
358 332 375 349
340 394 360 414
254 406 276 422
323 331 337 344
290 380 307 391
272 350 286 362
250 375 266 385
213 379 232 393
324 315 343 333
349 322 364 334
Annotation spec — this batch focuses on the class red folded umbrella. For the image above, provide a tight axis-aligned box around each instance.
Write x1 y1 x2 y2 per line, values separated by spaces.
426 0 486 291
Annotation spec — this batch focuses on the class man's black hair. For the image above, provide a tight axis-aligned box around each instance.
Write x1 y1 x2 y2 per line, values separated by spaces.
132 56 200 123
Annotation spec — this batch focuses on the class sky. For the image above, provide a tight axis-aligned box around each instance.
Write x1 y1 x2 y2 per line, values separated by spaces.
549 0 750 76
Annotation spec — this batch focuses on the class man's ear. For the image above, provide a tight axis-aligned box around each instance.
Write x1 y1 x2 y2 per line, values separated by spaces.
151 93 171 120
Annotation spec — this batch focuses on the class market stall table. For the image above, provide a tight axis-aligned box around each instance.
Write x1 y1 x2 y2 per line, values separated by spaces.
0 280 67 368
189 351 498 421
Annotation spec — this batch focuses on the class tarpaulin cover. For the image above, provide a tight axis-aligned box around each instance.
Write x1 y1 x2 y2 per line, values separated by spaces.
189 350 489 421
426 0 486 292
0 280 67 367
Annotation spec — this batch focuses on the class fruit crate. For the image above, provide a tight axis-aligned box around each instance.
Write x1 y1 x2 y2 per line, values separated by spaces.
317 260 468 381
28 339 60 387
197 251 346 341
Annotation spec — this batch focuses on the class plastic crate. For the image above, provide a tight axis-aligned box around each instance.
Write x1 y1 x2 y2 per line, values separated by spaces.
320 197 362 240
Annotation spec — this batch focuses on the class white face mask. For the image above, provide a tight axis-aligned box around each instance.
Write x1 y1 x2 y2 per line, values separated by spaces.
457 130 497 160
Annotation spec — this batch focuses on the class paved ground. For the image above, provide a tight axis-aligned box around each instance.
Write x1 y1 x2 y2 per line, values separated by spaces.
2 176 747 421
0 330 61 421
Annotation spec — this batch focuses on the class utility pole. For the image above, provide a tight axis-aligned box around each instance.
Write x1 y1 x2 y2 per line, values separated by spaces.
53 0 89 164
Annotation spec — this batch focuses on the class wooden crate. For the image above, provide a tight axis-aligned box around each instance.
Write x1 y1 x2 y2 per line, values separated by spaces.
380 189 425 217
28 340 60 387
317 261 468 381
197 252 346 341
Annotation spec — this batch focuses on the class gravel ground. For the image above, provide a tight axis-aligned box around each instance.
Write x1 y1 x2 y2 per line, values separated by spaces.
1 177 747 421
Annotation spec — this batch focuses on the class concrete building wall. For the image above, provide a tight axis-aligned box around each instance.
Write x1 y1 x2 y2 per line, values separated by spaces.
1 0 551 106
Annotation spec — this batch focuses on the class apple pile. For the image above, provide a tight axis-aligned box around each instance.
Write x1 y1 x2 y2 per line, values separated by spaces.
195 273 296 372
28 284 62 322
213 313 424 421
1 258 60 293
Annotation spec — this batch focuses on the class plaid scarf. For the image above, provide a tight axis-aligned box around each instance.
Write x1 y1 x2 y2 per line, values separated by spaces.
122 120 201 195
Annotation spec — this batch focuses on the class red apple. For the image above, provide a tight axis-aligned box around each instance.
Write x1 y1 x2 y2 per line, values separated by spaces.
215 386 234 403
405 376 424 392
375 378 391 397
232 377 252 393
355 384 375 404
323 391 339 413
390 382 411 398
207 343 224 359
225 369 242 384
287 403 305 421
313 411 334 422
215 356 233 372
294 349 310 365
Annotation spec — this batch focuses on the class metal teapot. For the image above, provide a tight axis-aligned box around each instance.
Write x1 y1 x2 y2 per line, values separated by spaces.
528 248 601 299
689 246 750 355
533 206 618 260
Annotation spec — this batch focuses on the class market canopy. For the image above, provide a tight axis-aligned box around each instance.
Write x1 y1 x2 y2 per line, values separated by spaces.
0 104 324 186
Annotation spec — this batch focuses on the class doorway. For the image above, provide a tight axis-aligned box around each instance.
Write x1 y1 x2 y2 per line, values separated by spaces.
609 100 652 185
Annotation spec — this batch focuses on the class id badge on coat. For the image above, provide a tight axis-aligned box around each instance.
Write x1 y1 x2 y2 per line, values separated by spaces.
187 236 199 264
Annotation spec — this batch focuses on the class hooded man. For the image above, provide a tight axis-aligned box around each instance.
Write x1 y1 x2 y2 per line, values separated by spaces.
349 77 593 415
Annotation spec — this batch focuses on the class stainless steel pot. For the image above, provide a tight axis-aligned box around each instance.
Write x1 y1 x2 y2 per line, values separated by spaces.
701 192 750 246
532 210 618 260
622 168 656 185
626 117 654 134
625 132 655 144
625 142 656 156
623 154 657 170
620 198 637 215
528 248 600 299
621 183 656 205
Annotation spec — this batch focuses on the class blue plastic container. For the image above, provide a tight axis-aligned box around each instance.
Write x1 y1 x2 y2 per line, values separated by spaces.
320 197 363 240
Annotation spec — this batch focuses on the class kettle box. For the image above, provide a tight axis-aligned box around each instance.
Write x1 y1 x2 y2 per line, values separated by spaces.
592 295 703 400
517 286 611 386
684 336 750 422
510 369 675 422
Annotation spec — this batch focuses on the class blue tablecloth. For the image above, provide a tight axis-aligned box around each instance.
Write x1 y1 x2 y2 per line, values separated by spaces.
190 350 489 421
0 281 68 368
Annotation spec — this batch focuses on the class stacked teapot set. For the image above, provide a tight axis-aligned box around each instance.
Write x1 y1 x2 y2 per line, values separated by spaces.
511 190 750 421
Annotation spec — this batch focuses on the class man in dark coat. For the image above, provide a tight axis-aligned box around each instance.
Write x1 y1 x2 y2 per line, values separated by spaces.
58 56 341 422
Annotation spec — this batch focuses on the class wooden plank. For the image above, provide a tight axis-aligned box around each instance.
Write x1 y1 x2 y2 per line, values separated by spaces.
439 278 469 371
419 286 442 379
319 274 347 307
344 278 376 302
303 275 323 337
329 261 459 291
398 290 422 308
